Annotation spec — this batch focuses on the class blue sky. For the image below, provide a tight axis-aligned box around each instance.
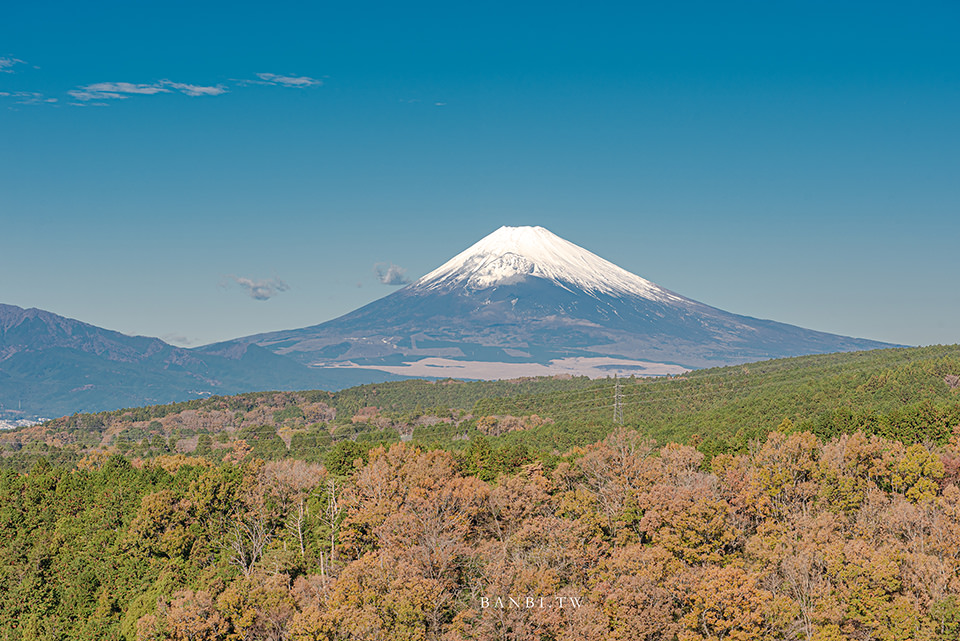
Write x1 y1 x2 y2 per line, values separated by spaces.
1 1 957 348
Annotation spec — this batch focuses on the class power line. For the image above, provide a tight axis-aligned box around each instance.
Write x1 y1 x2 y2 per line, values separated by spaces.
613 377 623 425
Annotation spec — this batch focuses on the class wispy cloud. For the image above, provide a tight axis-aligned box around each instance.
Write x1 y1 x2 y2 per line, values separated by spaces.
68 79 227 102
162 333 196 346
254 73 322 88
87 82 168 95
223 275 290 300
0 91 57 105
375 263 411 286
11 68 318 108
0 57 25 73
164 81 227 97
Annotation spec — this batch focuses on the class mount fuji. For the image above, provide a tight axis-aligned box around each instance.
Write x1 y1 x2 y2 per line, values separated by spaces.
1 226 899 418
234 226 897 379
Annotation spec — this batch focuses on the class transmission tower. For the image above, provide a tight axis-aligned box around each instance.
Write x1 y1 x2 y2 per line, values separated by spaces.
613 376 624 425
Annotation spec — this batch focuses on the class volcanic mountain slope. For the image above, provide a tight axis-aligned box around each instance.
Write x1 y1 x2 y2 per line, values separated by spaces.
0 304 400 419
237 226 898 377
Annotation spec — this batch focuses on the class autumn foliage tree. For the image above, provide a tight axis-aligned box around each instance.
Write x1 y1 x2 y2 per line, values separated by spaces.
5 421 960 641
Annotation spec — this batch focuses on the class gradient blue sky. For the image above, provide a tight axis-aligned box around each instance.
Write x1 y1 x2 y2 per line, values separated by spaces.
2 1 957 348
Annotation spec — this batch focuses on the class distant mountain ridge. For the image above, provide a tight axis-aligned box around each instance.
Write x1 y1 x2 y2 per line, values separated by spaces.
235 226 899 377
0 305 176 363
0 304 400 419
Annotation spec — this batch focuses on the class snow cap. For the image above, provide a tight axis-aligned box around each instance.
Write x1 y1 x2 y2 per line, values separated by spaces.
413 225 681 302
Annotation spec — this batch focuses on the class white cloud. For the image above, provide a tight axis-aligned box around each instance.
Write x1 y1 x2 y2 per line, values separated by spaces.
87 82 170 95
68 79 227 102
375 263 411 286
59 72 315 107
255 73 322 88
163 81 227 97
0 57 25 73
225 275 290 300
68 89 122 100
0 91 57 106
57 72 318 107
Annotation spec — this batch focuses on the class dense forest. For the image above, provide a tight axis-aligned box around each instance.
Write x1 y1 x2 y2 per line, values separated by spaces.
3 427 960 640
1 345 960 639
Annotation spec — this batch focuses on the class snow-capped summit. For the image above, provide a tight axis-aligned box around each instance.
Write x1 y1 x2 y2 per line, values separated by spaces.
416 226 681 302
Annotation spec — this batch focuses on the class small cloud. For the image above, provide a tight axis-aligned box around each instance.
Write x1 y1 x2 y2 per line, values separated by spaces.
163 81 228 97
1 91 57 106
224 275 290 300
68 79 227 102
86 81 169 95
59 73 309 107
68 101 110 108
435 102 447 106
0 57 25 73
255 72 322 88
162 333 195 346
68 88 126 101
375 263 411 286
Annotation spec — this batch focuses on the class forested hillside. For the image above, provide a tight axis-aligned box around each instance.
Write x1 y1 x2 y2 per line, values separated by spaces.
3 345 959 471
481 344 960 455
